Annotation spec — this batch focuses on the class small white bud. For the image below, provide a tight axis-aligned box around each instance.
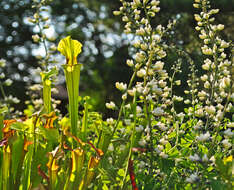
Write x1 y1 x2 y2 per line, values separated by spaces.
138 139 147 146
196 132 210 142
152 107 164 116
222 139 231 149
113 11 121 16
127 88 136 96
122 93 127 100
135 52 145 63
153 61 164 71
175 80 181 85
137 69 146 77
194 14 202 22
126 59 134 67
105 101 116 109
224 129 234 137
4 79 13 86
0 73 5 79
136 125 144 132
115 82 127 91
217 24 224 31
205 105 215 115
159 152 168 159
106 118 114 125
0 59 6 67
108 144 114 151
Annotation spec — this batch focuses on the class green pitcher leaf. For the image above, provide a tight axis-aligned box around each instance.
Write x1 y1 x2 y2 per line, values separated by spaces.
40 67 58 113
40 127 59 143
58 36 83 143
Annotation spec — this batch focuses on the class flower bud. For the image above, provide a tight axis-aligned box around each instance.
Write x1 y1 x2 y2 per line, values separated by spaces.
220 77 230 89
175 80 181 86
0 73 5 79
217 24 224 31
0 59 6 67
32 34 40 43
202 63 210 70
106 101 116 109
4 79 13 86
127 88 136 96
201 46 213 55
135 52 145 63
204 81 210 89
140 43 148 51
113 11 121 16
194 14 202 22
195 108 204 117
33 13 39 19
136 27 145 36
115 82 127 91
136 125 144 132
153 61 164 71
126 59 134 67
122 93 127 100
133 40 141 48
152 107 164 116
137 69 146 77
122 16 129 22
222 139 231 149
205 105 215 115
106 118 114 125
193 3 199 8
197 132 210 142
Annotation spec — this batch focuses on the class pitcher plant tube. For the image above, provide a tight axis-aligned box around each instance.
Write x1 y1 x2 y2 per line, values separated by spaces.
57 36 83 142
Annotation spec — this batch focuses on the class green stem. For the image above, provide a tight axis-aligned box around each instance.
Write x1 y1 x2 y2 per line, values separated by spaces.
0 82 6 99
111 69 138 138
42 79 52 113
81 100 88 141
2 146 11 190
121 93 137 190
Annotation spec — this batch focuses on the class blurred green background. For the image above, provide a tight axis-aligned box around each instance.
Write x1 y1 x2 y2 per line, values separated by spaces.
0 0 233 117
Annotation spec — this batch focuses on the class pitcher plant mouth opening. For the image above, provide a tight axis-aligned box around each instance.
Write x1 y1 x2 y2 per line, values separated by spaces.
57 36 82 67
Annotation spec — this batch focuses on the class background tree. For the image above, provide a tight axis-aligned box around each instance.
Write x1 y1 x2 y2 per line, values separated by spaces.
0 0 233 116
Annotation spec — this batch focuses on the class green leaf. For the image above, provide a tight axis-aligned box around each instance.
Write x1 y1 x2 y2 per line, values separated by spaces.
102 183 109 190
0 106 8 114
210 179 227 190
117 169 125 177
30 145 49 188
165 142 172 151
22 145 34 190
41 127 59 143
40 68 58 113
168 131 176 139
160 158 175 175
10 122 28 131
169 148 179 158
11 135 24 188
0 114 3 139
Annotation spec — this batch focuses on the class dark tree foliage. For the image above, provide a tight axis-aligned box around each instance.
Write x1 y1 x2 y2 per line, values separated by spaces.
0 0 233 116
